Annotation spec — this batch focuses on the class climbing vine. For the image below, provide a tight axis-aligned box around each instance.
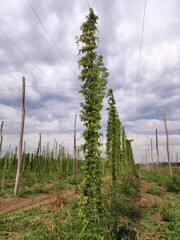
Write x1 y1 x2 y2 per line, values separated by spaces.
76 8 109 239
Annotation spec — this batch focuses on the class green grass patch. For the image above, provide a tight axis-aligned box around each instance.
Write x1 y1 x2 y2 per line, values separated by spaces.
65 176 82 185
18 187 46 197
146 184 161 196
140 170 180 194
0 208 53 240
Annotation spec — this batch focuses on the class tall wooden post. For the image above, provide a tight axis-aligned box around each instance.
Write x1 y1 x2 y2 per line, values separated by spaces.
176 152 178 165
145 149 148 170
38 133 41 176
14 77 25 195
148 144 150 171
163 109 172 176
0 121 4 160
156 129 159 172
142 155 145 169
39 133 41 157
151 138 153 171
102 137 105 175
23 141 26 171
73 114 77 179
140 156 143 170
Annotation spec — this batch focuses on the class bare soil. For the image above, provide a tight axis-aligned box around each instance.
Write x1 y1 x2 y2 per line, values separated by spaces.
0 184 79 214
138 180 163 207
134 178 165 240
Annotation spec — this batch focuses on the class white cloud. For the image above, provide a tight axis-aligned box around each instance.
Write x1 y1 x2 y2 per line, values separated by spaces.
0 0 180 162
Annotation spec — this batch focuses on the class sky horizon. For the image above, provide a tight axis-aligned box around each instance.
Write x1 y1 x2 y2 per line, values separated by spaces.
0 0 180 163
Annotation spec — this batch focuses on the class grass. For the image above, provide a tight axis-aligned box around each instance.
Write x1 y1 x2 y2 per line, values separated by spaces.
1 168 180 239
137 198 180 240
18 186 47 197
65 175 83 185
0 175 139 240
140 169 180 194
136 169 180 240
0 170 64 198
0 208 53 240
145 185 161 196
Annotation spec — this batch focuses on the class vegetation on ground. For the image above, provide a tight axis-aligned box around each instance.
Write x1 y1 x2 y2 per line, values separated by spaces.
0 6 180 240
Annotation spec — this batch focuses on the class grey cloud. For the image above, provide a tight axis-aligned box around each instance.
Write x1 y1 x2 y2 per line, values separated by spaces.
1 0 180 162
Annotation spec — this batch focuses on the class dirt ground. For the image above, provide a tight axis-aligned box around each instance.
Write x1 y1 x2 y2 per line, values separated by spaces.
133 179 165 239
0 178 163 215
0 184 79 214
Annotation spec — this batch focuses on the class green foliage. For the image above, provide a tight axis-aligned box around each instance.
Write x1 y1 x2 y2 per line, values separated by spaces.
140 170 180 193
106 89 121 183
18 186 46 197
159 199 180 239
52 181 68 191
137 170 180 239
76 7 108 238
146 185 161 196
100 179 138 239
165 175 180 193
22 173 35 187
0 155 9 195
0 208 53 240
49 178 139 240
66 176 82 185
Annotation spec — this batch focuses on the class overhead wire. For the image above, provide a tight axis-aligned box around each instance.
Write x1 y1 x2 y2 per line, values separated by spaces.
0 77 71 150
87 0 90 9
0 64 71 119
162 56 180 106
134 0 147 160
86 0 111 94
142 54 180 164
0 29 77 104
0 30 82 123
135 0 147 116
0 66 75 139
140 67 180 83
26 0 78 78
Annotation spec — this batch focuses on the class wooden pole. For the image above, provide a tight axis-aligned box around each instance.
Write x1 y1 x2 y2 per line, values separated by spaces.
73 114 77 179
102 137 105 175
145 149 148 170
14 77 25 195
156 129 159 172
142 155 144 169
39 133 41 158
148 144 150 171
140 156 143 170
38 133 41 176
163 109 172 176
23 141 26 171
151 138 153 171
0 121 4 160
176 152 178 165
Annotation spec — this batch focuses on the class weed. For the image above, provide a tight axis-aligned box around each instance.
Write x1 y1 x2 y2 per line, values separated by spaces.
165 175 180 193
18 187 46 197
0 208 52 239
65 176 82 185
146 185 161 196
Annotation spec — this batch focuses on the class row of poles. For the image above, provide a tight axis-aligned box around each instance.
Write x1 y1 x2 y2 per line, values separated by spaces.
140 109 176 176
0 77 78 195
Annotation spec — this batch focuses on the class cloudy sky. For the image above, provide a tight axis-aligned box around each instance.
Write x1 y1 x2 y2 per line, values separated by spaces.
0 0 180 163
